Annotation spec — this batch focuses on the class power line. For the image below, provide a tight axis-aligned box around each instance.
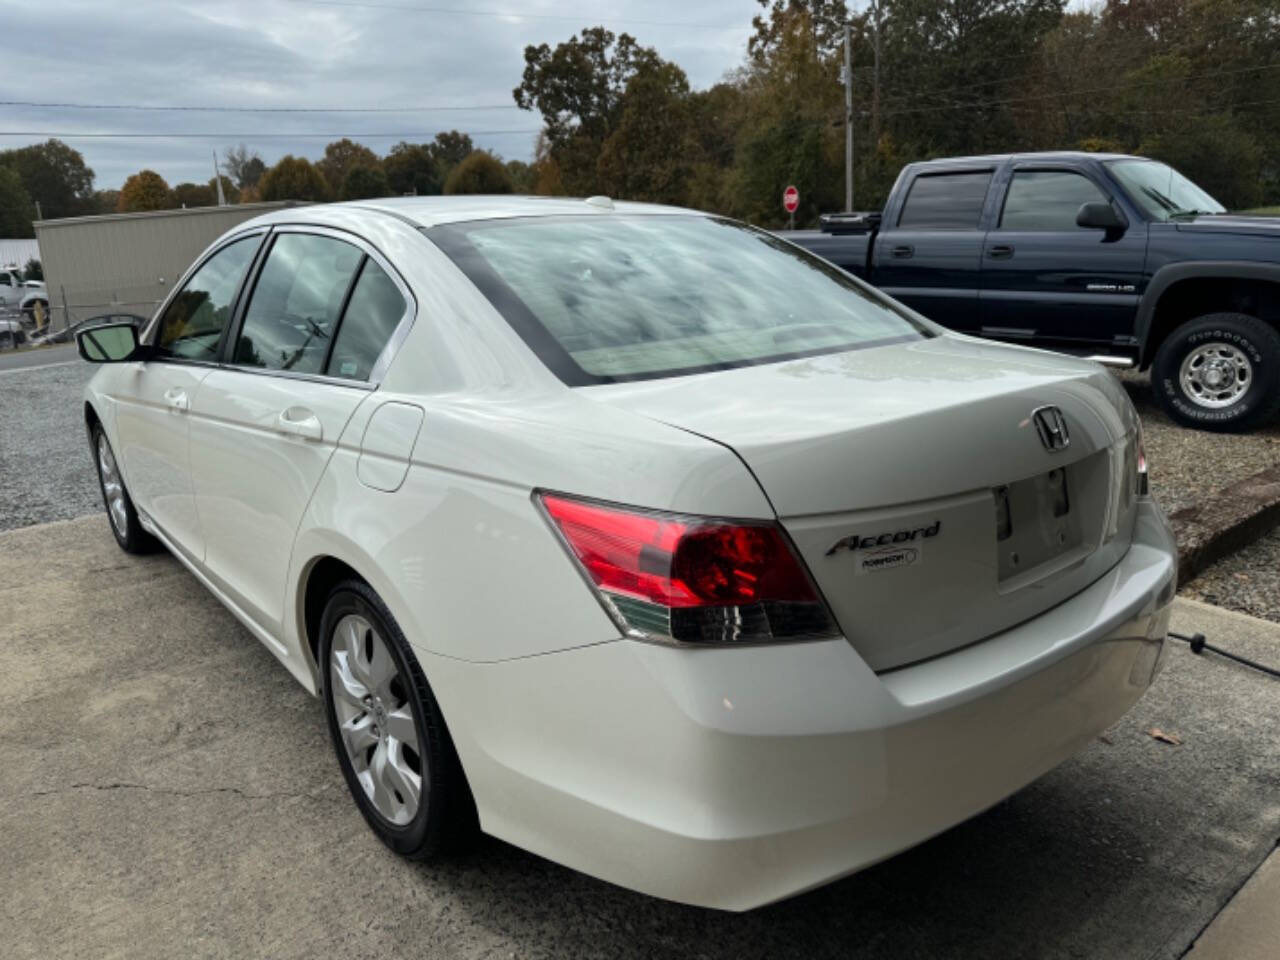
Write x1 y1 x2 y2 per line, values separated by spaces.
0 129 541 139
288 0 735 29
0 99 521 114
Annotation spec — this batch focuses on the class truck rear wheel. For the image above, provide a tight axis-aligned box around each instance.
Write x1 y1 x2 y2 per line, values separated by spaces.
1152 313 1280 432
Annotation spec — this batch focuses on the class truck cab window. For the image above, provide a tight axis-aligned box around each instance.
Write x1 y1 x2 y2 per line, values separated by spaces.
897 172 992 229
1000 171 1107 231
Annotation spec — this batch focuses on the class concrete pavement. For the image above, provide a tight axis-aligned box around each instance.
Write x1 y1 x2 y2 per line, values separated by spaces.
0 341 77 373
2 516 1279 959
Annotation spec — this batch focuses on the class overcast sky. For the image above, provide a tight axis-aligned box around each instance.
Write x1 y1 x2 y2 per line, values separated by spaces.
1 0 759 190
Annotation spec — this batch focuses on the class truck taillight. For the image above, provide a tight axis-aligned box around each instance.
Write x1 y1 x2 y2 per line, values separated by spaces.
538 492 838 645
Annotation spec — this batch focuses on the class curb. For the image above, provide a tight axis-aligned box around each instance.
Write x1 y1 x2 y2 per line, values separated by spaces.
1170 463 1280 585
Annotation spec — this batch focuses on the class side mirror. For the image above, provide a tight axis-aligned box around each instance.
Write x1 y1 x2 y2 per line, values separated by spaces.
77 321 144 363
1076 201 1126 232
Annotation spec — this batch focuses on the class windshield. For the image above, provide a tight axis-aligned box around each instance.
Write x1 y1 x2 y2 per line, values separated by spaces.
428 215 931 385
1106 159 1225 221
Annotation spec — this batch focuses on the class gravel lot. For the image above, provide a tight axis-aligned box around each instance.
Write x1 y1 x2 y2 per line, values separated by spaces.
0 359 100 532
1115 370 1280 516
1182 527 1280 624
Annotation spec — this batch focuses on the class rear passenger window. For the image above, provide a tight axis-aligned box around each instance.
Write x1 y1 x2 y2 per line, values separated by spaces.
897 172 992 229
326 260 406 380
234 234 363 374
999 170 1107 231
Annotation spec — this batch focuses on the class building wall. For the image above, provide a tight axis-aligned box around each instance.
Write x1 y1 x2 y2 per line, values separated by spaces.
0 239 40 269
33 202 303 328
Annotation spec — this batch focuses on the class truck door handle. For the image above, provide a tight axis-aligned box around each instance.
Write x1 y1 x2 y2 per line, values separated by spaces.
987 244 1015 259
890 244 914 259
276 407 323 441
163 387 189 412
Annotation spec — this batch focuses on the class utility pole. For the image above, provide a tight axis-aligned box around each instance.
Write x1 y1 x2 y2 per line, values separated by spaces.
844 21 854 212
871 0 882 140
34 200 42 221
212 149 226 206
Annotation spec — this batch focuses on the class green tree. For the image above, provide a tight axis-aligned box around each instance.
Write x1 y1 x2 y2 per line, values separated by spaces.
172 181 215 208
118 170 174 212
318 138 381 196
429 131 475 178
1140 115 1264 210
749 0 850 61
258 155 330 202
23 257 42 281
0 139 96 219
340 164 391 200
443 152 515 194
0 166 35 237
208 174 240 204
383 142 442 196
597 61 698 204
505 160 537 192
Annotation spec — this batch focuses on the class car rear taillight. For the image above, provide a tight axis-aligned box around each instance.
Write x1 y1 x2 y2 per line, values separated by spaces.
538 492 838 645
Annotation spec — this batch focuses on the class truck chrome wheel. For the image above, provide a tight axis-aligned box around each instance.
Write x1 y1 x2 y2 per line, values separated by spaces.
329 613 424 826
1179 342 1252 409
96 433 129 538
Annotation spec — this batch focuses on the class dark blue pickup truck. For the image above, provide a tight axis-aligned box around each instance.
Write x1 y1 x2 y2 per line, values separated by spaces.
786 151 1280 432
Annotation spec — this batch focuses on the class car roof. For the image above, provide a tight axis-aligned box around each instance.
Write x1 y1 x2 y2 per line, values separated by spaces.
906 151 1138 170
241 195 703 232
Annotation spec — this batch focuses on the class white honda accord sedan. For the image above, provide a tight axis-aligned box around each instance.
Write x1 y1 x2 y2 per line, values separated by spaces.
79 196 1176 910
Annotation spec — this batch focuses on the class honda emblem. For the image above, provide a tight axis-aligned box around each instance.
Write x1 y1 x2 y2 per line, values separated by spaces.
1032 406 1070 452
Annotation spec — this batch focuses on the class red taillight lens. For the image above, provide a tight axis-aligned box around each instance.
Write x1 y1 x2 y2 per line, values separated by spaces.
539 493 837 645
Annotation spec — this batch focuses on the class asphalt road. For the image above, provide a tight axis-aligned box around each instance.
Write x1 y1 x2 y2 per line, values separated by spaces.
0 341 78 372
2 517 1278 959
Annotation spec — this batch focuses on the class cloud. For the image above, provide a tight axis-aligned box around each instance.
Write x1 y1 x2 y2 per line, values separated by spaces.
1 0 752 189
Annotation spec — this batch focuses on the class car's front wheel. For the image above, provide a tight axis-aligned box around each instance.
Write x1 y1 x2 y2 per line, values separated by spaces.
91 425 157 553
1152 312 1280 432
319 580 477 858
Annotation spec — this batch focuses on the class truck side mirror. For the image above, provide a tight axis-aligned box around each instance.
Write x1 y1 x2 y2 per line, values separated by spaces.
77 321 144 363
1076 201 1126 232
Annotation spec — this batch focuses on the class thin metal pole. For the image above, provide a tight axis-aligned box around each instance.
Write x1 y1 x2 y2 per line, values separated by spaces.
844 22 854 212
872 0 881 139
212 149 226 206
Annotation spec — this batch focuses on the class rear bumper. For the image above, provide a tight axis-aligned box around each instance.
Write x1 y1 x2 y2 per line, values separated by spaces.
424 499 1176 910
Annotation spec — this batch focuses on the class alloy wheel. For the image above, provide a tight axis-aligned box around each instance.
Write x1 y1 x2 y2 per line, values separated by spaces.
329 613 425 825
96 434 129 537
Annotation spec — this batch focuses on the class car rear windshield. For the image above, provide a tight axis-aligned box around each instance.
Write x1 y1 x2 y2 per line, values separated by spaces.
427 214 932 385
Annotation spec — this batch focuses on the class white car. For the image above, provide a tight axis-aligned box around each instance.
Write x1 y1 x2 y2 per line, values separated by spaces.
79 197 1176 910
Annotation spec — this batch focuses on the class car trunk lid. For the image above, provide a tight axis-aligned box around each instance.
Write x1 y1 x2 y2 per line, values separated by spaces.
580 336 1141 671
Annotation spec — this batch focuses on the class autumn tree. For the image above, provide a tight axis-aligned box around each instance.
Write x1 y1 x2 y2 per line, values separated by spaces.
318 138 381 196
341 164 391 200
118 170 174 212
443 152 514 194
383 142 442 195
258 155 330 201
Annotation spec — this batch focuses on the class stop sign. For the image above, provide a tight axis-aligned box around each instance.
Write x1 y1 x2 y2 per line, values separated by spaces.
783 185 800 213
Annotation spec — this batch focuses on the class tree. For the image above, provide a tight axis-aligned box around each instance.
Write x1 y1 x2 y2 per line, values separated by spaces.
118 170 174 212
317 138 381 196
749 0 850 61
223 144 266 189
383 141 442 195
172 181 215 208
443 152 514 194
505 160 537 192
597 60 698 205
429 131 475 177
93 189 119 214
514 28 665 148
0 166 35 237
23 258 42 281
0 139 96 219
258 155 330 202
340 164 391 200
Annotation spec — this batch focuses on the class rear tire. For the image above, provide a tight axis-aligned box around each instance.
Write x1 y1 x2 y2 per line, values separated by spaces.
91 425 158 554
319 579 478 858
1152 312 1280 432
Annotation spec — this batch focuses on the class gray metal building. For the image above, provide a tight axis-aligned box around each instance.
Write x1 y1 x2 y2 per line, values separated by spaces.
34 202 303 330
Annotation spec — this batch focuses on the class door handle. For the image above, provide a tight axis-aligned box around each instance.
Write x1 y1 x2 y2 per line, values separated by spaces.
163 387 189 412
987 244 1015 259
890 244 914 259
276 407 323 441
